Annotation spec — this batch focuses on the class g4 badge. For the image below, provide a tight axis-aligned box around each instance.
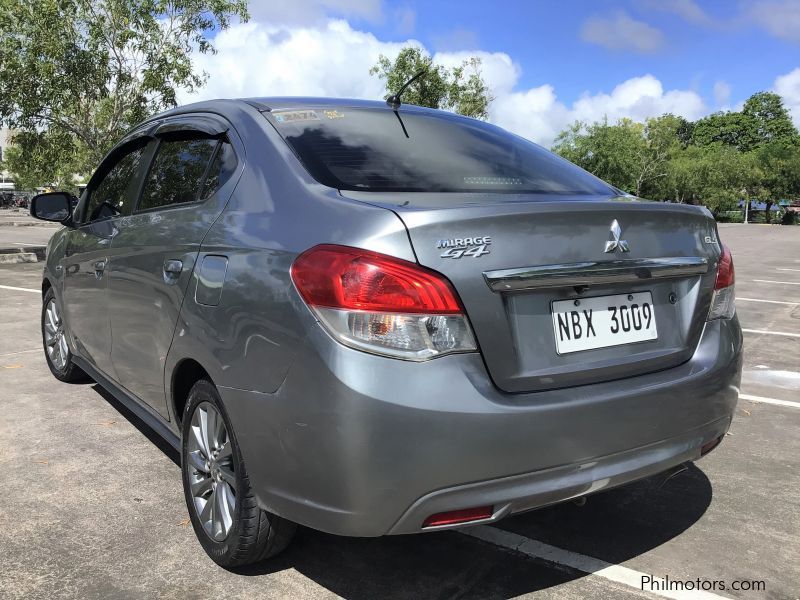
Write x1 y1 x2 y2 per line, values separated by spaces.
437 236 492 259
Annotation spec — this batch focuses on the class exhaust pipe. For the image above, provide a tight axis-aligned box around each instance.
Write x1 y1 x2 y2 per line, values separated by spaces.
659 462 689 488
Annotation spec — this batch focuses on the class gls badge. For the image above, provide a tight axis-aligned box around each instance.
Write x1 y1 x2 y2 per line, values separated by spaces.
437 236 492 259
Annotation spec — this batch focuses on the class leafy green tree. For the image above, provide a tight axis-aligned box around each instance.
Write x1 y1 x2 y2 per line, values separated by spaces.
660 145 706 203
369 46 493 119
552 90 800 221
3 129 91 190
693 92 798 152
0 0 248 189
742 92 798 146
553 116 683 197
756 140 800 223
691 111 759 151
699 145 762 215
552 118 641 193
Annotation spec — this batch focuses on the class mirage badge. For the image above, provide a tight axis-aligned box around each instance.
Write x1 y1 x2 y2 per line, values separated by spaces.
437 236 492 259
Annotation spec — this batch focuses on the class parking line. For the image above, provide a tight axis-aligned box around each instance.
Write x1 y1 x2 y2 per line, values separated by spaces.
0 349 40 357
753 279 800 286
0 284 40 294
742 328 800 338
776 268 800 272
740 394 800 409
464 526 728 599
737 297 798 306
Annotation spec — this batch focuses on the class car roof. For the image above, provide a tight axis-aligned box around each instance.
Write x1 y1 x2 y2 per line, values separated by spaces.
123 97 480 151
150 97 458 120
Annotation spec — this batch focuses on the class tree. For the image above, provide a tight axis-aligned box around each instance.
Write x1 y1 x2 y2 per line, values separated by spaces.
757 140 800 223
0 0 248 189
3 129 90 190
660 145 707 203
551 91 800 221
640 114 693 200
552 116 679 197
552 118 641 192
742 92 798 146
692 92 798 152
369 46 493 119
691 111 759 151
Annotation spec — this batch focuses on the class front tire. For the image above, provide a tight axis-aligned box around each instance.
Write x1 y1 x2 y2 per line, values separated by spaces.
41 287 89 383
181 379 295 567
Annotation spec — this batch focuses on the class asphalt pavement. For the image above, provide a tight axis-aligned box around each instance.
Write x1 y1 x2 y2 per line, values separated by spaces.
0 223 797 599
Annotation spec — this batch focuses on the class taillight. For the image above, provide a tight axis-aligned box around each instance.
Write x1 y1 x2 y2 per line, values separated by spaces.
708 244 735 320
291 245 477 360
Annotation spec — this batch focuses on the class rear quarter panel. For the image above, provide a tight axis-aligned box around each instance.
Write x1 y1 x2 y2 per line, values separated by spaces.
163 102 415 419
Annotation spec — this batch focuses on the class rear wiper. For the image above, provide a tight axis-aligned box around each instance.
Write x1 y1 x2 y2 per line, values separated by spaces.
393 111 410 138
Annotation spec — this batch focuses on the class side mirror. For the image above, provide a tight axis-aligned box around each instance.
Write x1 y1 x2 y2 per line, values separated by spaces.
30 192 75 224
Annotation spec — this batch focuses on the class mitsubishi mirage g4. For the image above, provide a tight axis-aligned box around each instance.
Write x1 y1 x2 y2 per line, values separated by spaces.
31 98 743 567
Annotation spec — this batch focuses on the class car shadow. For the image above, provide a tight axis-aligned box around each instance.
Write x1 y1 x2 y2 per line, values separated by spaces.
234 467 712 599
90 384 180 466
90 383 713 598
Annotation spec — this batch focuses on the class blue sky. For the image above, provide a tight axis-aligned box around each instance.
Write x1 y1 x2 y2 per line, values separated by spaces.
363 0 798 108
186 0 800 147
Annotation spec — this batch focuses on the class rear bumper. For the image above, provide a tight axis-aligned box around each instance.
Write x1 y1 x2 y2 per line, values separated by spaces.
220 315 742 537
389 416 728 534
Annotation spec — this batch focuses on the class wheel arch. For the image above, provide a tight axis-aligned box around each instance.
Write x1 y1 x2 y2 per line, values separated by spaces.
171 358 212 427
41 276 53 298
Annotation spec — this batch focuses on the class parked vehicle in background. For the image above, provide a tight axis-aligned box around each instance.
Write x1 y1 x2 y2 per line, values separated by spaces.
30 98 743 567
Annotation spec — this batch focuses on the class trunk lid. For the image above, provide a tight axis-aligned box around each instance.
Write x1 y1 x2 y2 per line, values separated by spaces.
345 192 722 393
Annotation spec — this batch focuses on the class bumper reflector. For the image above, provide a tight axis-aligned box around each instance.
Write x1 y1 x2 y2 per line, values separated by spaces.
422 506 493 528
701 436 722 456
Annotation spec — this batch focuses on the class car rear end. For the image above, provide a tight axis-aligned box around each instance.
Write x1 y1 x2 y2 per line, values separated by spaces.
232 102 742 537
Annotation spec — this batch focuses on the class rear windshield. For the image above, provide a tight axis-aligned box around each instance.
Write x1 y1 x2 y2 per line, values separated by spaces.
267 107 614 194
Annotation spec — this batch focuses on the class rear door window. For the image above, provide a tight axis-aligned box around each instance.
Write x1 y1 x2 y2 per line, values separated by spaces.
267 107 614 195
138 138 220 211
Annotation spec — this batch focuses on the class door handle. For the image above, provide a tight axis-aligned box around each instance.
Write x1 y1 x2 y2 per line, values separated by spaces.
93 259 107 278
163 259 183 283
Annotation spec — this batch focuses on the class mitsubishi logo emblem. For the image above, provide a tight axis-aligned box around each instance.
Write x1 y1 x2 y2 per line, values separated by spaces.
604 219 630 253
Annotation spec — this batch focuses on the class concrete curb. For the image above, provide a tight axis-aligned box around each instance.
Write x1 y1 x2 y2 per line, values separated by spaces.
0 246 46 263
0 252 38 264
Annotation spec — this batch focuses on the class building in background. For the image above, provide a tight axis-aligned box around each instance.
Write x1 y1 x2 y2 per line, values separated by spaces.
0 127 15 191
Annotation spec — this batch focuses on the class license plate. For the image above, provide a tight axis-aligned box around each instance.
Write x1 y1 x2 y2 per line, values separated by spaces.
551 292 657 355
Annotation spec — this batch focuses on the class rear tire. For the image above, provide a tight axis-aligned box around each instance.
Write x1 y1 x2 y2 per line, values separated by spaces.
181 379 296 567
41 287 89 383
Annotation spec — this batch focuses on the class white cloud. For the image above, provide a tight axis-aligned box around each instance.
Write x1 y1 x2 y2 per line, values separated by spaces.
181 20 410 103
713 80 732 107
745 0 800 43
580 11 665 53
182 18 718 148
491 75 706 147
774 67 800 127
432 50 519 94
246 0 383 27
645 0 715 26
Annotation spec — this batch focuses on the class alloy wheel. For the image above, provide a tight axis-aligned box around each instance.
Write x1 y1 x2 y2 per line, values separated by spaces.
187 402 237 541
44 298 69 371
